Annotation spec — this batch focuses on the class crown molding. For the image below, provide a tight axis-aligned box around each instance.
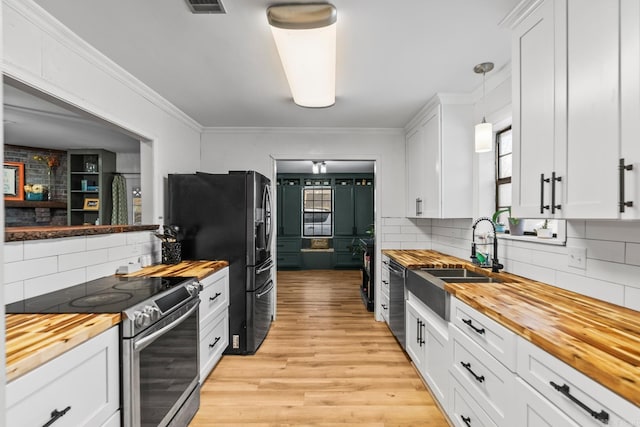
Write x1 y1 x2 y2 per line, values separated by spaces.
404 92 474 132
201 127 404 135
4 0 203 133
499 0 544 29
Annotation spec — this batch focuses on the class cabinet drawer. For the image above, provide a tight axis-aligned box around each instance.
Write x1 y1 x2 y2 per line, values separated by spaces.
450 325 515 427
276 252 301 267
449 374 498 427
200 308 229 381
515 378 579 427
199 269 229 325
380 288 389 323
276 238 301 252
7 327 119 427
450 297 517 371
517 338 640 427
334 252 360 267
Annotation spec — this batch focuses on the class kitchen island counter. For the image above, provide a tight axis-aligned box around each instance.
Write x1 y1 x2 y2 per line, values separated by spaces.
5 260 229 382
383 249 640 408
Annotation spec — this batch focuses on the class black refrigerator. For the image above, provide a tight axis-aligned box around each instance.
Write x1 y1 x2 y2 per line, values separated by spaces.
168 170 274 355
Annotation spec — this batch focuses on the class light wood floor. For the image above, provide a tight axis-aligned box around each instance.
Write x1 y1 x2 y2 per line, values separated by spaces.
191 269 450 426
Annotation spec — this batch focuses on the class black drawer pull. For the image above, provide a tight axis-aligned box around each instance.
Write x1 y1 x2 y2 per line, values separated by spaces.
43 406 71 427
461 362 485 383
462 318 485 335
550 381 610 424
381 304 387 310
461 415 471 427
209 336 221 348
209 292 222 302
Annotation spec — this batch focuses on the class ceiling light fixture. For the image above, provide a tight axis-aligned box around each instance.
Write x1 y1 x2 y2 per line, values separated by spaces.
267 3 337 108
312 162 319 174
320 161 327 174
474 62 494 153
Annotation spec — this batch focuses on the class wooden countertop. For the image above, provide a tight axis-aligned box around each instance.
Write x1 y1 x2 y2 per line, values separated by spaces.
5 260 228 382
5 224 159 242
383 249 640 408
5 313 121 382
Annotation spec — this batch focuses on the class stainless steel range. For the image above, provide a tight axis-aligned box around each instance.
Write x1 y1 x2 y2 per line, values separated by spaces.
6 275 202 427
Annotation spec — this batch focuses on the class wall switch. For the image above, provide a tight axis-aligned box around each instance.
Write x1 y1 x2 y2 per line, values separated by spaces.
568 247 587 269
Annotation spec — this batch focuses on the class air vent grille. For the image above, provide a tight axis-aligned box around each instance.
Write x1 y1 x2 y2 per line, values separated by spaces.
185 0 225 14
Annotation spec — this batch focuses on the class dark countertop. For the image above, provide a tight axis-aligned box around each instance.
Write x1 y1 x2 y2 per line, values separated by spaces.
5 224 159 242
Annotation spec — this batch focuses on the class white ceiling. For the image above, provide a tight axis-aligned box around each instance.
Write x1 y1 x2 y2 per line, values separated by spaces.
31 0 519 129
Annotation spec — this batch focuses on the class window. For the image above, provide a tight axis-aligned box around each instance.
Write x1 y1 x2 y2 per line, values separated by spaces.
302 186 332 237
495 126 512 220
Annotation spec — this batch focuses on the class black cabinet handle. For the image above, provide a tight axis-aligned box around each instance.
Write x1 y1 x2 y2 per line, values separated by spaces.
461 415 471 427
551 171 562 214
381 304 387 310
461 362 485 383
540 173 550 213
416 319 421 344
416 198 423 216
462 318 485 335
619 158 634 213
550 381 609 424
419 320 425 346
43 406 71 427
209 292 222 302
209 336 221 348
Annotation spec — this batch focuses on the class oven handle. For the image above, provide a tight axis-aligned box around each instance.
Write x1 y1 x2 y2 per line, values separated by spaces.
134 301 199 352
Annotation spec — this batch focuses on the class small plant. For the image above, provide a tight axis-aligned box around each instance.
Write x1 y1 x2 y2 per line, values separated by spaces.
540 219 549 229
492 207 524 235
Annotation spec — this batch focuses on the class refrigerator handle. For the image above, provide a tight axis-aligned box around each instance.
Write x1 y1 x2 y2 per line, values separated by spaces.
257 258 274 274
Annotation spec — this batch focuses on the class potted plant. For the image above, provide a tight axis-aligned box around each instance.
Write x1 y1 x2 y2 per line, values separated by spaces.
492 207 524 236
536 219 553 238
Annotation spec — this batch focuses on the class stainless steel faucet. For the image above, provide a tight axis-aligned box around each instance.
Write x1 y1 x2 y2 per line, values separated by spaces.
471 217 503 273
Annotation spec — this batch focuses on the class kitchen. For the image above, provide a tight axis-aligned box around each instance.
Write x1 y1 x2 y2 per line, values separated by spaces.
3 0 640 426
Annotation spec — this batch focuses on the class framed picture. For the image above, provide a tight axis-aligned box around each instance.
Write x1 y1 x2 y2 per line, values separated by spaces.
4 162 25 201
83 198 100 210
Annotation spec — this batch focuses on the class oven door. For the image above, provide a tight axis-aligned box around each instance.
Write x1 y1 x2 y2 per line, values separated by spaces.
123 298 200 427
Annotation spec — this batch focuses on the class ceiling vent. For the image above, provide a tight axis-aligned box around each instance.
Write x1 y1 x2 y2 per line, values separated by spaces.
184 0 226 14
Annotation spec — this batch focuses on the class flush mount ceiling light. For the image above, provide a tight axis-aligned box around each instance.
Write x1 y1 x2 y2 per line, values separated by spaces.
267 3 337 108
474 62 494 153
312 161 327 174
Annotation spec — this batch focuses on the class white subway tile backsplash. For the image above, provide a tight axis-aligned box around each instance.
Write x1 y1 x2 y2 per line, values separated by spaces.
86 233 127 250
555 271 624 306
624 287 640 311
508 260 556 286
384 233 417 242
108 244 142 262
4 242 24 263
24 268 86 299
382 217 413 226
584 239 625 263
625 243 640 266
58 249 109 271
566 220 586 239
380 225 401 234
4 281 24 304
86 260 123 281
5 256 58 283
23 237 86 260
126 231 156 245
400 242 431 250
586 221 640 243
587 259 640 289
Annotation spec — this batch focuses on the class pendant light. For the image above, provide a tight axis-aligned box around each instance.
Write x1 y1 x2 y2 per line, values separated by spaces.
474 62 494 153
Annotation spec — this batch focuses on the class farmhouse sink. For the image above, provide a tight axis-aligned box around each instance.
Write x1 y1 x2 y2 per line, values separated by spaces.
406 268 500 321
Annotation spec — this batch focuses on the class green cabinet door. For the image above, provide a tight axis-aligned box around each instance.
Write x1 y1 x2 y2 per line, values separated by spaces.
279 184 301 236
334 185 355 236
354 183 374 235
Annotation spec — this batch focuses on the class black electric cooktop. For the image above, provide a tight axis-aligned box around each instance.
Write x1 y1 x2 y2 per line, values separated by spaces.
5 275 193 314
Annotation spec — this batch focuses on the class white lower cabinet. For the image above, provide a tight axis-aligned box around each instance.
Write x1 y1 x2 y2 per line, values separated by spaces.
405 293 449 410
100 410 122 427
199 267 230 381
515 378 579 427
380 255 390 324
517 337 640 427
449 374 498 427
7 326 120 427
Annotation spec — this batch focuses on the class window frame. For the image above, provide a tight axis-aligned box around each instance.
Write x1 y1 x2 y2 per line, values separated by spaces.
301 185 333 238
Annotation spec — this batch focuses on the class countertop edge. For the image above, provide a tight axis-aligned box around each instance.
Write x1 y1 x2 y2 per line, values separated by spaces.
5 224 160 242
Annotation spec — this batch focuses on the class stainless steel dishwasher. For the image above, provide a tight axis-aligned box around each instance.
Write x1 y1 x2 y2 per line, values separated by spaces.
387 258 407 349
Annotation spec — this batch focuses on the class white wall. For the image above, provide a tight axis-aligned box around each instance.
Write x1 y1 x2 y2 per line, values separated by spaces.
3 0 203 225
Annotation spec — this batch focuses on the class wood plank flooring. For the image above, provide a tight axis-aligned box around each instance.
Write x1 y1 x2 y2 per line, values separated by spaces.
191 269 449 426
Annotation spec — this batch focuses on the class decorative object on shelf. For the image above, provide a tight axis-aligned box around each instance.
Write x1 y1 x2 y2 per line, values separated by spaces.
84 162 97 172
24 184 46 201
536 219 553 238
33 154 60 200
473 61 494 153
491 207 523 235
4 161 25 201
267 3 337 108
83 198 100 210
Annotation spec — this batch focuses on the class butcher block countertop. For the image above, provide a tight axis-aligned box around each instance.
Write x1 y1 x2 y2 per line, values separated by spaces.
383 249 640 408
5 313 121 382
5 260 228 382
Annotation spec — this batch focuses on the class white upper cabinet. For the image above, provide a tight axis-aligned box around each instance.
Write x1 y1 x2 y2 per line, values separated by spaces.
512 0 640 219
511 0 567 219
405 95 473 219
